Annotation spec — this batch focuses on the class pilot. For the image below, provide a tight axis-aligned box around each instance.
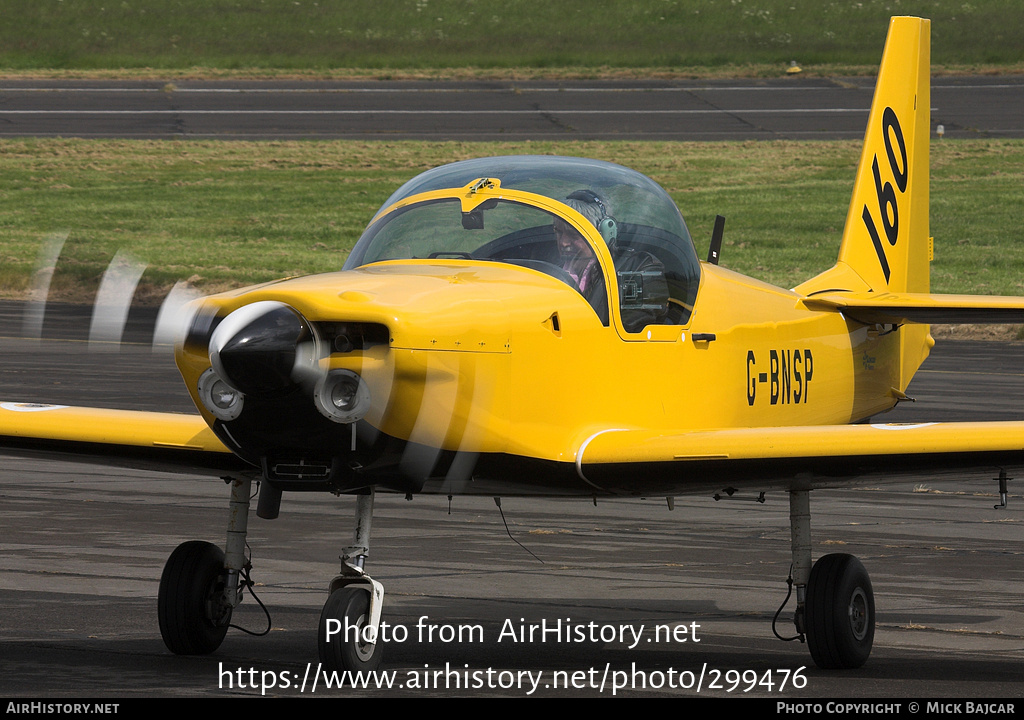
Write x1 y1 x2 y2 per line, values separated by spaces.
554 215 599 294
560 190 670 332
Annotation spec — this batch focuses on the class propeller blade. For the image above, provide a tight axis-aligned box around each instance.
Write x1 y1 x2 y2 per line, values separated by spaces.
152 281 201 352
441 355 490 496
22 232 68 340
397 350 488 494
398 352 457 484
88 250 147 351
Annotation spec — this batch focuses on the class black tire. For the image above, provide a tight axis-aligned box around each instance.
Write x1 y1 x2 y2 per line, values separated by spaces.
318 586 383 674
805 553 874 669
158 541 232 655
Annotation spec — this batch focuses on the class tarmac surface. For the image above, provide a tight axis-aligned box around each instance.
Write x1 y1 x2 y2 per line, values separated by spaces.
1 76 1023 140
0 300 1022 698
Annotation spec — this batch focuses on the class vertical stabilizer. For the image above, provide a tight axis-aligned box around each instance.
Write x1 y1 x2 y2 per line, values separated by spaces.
837 16 931 296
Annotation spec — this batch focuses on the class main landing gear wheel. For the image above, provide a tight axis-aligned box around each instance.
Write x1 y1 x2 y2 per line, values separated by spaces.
318 586 383 673
805 553 875 669
158 541 233 655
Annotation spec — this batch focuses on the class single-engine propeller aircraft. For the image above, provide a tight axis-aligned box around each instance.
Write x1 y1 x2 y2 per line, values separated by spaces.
2 16 1023 672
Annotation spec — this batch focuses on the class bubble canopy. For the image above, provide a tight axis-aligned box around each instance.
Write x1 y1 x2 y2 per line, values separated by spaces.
344 156 702 328
368 155 692 243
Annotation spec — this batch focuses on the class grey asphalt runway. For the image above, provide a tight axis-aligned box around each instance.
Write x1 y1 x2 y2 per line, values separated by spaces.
0 300 1022 699
1 76 1022 140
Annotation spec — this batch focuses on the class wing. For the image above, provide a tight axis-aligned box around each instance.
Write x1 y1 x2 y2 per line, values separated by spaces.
803 291 1024 325
0 401 245 475
575 422 1024 494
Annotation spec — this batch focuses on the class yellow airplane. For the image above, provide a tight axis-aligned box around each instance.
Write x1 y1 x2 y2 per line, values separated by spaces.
1 15 1022 673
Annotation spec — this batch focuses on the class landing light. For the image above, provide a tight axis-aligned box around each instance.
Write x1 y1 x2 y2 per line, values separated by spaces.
314 369 371 424
198 368 244 421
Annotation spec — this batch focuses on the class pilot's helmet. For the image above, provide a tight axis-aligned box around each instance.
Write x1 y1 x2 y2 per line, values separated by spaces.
564 189 618 246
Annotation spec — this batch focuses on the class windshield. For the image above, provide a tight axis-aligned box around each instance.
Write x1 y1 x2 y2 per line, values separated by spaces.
349 198 558 265
347 197 609 320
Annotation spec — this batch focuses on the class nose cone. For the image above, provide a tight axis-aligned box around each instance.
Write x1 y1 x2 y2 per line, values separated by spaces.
209 301 313 396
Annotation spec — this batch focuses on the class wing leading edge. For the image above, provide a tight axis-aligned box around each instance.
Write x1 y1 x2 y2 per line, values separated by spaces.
5 401 1023 492
576 422 1024 494
0 402 242 474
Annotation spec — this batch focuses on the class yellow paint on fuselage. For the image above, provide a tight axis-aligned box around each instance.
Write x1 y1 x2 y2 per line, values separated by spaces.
502 261 903 462
177 254 905 466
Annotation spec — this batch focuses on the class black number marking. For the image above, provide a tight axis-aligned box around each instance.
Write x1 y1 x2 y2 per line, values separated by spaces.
883 106 908 192
872 156 899 246
862 205 891 282
863 106 908 283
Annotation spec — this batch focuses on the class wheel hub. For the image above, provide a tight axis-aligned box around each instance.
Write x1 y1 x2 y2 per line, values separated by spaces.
350 613 377 661
848 587 869 641
204 575 233 627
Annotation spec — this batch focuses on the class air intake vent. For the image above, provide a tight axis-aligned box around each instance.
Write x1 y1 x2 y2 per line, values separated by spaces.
267 458 332 481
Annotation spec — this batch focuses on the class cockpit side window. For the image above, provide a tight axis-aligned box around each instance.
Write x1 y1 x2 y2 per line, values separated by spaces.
556 191 699 331
613 223 700 328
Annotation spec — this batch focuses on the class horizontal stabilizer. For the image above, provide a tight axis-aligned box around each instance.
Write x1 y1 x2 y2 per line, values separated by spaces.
802 291 1024 325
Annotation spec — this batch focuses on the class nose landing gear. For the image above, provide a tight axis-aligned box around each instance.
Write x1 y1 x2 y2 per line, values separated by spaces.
317 489 386 674
157 475 387 675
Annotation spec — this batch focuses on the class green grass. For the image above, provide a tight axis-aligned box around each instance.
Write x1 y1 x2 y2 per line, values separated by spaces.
1 138 1022 301
1 0 1022 74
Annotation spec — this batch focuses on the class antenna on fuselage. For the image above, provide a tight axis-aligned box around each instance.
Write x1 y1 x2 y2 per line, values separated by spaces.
707 215 726 265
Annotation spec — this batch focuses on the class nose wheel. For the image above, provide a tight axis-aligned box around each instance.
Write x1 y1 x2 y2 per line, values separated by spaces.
318 585 384 673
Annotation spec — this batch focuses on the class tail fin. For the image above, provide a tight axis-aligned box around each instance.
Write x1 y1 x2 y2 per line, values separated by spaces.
797 16 931 297
841 16 931 294
796 16 932 394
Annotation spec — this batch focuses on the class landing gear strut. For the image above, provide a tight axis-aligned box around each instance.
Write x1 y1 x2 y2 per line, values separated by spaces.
317 489 385 673
789 488 875 669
